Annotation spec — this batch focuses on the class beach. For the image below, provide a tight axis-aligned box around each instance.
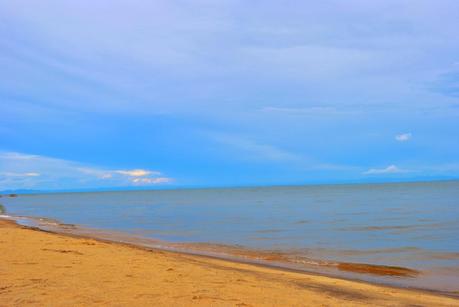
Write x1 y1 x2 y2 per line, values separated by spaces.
2 0 458 305
1 219 458 306
3 183 459 293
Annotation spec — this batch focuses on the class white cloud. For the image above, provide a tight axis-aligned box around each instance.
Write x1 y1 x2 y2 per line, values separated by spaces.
395 133 412 142
0 172 40 177
363 165 407 175
0 152 173 190
24 172 40 177
115 169 160 177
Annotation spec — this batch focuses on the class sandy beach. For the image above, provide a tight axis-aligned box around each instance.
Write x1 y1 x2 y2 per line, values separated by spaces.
1 219 458 306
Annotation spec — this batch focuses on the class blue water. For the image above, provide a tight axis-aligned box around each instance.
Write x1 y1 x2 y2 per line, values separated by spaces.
2 181 459 292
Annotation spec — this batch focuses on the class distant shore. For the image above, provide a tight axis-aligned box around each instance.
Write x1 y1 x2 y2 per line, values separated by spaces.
1 218 458 306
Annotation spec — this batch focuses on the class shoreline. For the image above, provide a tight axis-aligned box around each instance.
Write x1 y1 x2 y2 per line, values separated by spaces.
2 214 457 297
1 217 458 306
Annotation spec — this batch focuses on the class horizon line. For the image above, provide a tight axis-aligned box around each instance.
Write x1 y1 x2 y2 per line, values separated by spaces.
2 178 458 195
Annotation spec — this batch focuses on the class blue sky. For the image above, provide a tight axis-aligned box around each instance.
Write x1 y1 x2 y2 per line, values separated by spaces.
1 0 459 190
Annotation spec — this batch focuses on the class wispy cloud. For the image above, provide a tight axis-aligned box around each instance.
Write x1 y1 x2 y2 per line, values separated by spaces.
0 152 173 190
210 133 357 172
261 106 357 116
131 177 173 185
0 172 40 177
363 165 407 175
212 134 302 163
395 133 412 142
430 68 459 98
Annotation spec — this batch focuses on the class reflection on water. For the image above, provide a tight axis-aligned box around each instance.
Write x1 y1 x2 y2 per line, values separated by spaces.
2 181 459 293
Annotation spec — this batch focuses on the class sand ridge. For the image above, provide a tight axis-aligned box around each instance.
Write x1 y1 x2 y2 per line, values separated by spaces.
1 219 458 306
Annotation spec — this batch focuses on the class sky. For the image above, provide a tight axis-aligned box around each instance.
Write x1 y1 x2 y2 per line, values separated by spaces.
1 0 459 191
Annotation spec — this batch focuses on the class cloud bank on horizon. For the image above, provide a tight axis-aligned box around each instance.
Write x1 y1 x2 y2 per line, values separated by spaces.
0 0 458 190
0 152 173 190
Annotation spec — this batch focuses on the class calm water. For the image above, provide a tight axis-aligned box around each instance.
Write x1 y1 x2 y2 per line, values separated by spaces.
2 181 459 292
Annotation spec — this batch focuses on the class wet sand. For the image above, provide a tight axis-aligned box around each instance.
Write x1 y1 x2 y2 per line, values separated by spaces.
1 219 458 306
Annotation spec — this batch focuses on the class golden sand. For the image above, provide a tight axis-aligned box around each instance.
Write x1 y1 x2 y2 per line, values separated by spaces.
1 219 458 306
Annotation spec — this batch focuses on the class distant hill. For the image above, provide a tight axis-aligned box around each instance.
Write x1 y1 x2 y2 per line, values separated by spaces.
0 189 42 195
